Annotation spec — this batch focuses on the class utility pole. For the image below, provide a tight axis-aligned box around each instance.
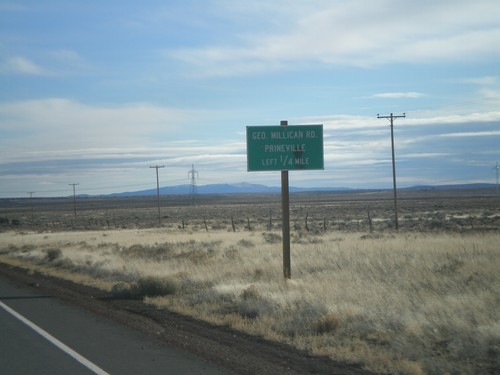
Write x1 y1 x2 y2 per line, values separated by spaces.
150 165 164 224
188 164 199 205
69 183 79 220
377 113 406 231
494 161 499 196
27 191 35 221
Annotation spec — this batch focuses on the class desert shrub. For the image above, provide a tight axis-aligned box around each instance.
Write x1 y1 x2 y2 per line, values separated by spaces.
210 223 226 230
175 249 212 264
274 301 328 337
45 248 62 262
111 276 180 299
359 233 385 240
224 246 239 260
237 285 274 319
253 268 264 280
186 287 235 307
53 258 74 269
237 239 255 248
123 244 146 257
150 242 175 260
0 244 19 254
20 244 36 252
134 276 180 298
314 314 341 334
262 232 281 244
111 282 133 299
240 284 261 300
307 235 324 244
238 297 276 320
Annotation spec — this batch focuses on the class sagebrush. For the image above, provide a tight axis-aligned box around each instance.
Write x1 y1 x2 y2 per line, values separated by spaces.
1 228 499 374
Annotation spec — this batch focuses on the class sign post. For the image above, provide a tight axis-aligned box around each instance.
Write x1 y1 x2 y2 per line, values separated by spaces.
280 120 291 279
246 122 324 279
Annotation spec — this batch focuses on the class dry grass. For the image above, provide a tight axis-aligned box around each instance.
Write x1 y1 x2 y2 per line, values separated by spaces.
1 228 499 374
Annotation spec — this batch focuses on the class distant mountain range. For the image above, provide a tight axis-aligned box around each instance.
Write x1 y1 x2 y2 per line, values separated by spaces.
402 183 497 191
100 182 497 197
106 182 351 197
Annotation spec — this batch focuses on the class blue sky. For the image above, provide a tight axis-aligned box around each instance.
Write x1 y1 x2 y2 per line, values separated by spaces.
1 0 499 197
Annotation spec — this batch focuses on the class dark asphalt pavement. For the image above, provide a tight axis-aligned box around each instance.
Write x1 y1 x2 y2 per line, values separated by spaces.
0 275 235 375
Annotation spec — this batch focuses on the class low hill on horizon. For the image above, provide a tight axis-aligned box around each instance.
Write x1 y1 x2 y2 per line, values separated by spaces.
94 182 497 198
105 182 352 197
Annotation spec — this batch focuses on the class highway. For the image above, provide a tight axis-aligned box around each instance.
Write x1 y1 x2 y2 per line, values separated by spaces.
0 274 234 375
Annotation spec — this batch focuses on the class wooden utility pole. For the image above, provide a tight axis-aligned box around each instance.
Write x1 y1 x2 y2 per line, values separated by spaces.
68 183 79 220
150 165 164 224
28 191 35 221
281 120 291 279
377 113 405 231
494 161 499 196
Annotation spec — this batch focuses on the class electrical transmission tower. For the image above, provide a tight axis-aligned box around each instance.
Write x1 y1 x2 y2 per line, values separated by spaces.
377 113 406 231
150 165 165 224
188 164 199 205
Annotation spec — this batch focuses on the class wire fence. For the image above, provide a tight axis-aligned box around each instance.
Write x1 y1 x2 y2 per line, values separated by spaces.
1 192 499 233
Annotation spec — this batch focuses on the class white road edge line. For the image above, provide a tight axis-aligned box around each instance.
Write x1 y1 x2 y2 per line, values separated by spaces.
0 300 110 375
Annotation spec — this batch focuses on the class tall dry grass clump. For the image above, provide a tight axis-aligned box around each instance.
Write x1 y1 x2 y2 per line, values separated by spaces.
1 228 499 374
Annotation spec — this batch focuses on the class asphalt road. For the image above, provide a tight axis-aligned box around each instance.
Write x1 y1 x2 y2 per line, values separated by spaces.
0 275 235 375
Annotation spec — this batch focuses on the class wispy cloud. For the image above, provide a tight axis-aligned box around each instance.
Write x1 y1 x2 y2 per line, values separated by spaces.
459 76 498 85
0 98 215 161
0 56 53 76
370 92 425 99
170 1 500 76
439 130 500 138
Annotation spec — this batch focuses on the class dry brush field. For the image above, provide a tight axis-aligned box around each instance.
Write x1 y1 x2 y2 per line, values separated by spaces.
1 190 499 374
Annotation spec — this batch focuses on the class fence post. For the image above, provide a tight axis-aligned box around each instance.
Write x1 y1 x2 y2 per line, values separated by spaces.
367 209 373 233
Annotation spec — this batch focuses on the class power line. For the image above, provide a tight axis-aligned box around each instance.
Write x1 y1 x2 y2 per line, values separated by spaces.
150 165 164 224
377 112 406 231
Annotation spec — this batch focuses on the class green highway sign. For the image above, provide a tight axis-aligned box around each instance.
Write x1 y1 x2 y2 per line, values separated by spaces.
246 124 324 171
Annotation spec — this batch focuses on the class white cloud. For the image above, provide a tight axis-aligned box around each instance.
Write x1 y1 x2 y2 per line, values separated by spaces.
46 49 94 75
459 76 498 85
371 92 425 99
170 0 500 75
0 56 53 76
0 98 209 160
401 152 452 159
439 130 500 138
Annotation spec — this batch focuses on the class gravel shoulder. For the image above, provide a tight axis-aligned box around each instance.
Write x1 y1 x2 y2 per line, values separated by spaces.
0 261 373 375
